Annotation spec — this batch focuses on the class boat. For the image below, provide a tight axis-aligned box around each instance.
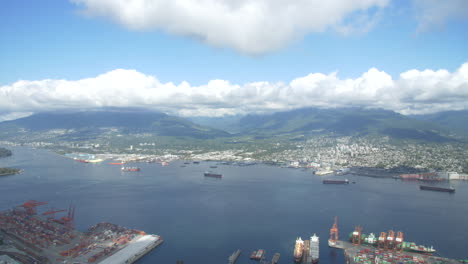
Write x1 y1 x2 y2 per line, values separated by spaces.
193 161 200 164
322 179 349 184
109 162 124 165
210 165 218 168
204 171 222 178
121 167 141 172
420 185 455 193
228 249 241 264
161 161 169 166
315 170 334 176
310 234 319 263
250 249 264 260
271 253 280 264
294 237 304 263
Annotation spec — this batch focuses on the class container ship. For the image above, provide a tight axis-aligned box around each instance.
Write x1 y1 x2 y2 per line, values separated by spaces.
323 179 349 184
228 249 241 264
310 234 319 263
121 167 141 172
204 171 222 178
420 185 455 193
271 253 280 264
294 237 304 263
249 249 264 260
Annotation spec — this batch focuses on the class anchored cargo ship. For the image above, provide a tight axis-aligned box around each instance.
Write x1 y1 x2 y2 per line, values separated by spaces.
420 185 455 193
323 179 349 184
228 249 241 264
310 234 319 263
294 237 304 263
250 249 265 260
121 167 141 172
204 171 222 178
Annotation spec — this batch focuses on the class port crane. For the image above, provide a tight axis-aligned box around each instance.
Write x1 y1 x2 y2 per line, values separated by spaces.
395 231 404 251
352 226 363 245
386 230 395 249
42 209 67 220
378 232 386 249
17 200 48 215
57 204 75 229
329 216 339 245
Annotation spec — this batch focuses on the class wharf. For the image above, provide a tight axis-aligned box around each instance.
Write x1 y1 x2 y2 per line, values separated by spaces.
330 240 461 264
0 203 162 264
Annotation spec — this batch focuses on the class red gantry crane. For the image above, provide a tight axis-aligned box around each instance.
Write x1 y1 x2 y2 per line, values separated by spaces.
60 204 75 229
329 216 339 247
395 231 404 251
352 226 363 245
386 230 395 249
18 200 48 215
42 209 67 220
378 232 387 249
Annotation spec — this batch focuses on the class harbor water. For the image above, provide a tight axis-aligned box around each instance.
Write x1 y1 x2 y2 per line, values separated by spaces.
0 146 467 263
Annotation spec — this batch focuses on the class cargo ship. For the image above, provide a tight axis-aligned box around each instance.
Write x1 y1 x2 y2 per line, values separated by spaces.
420 185 455 193
271 253 280 264
294 237 304 263
121 167 141 172
310 234 319 263
403 242 436 254
204 171 222 178
249 249 265 260
228 249 241 264
323 179 349 184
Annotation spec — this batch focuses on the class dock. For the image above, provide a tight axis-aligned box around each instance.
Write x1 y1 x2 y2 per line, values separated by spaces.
330 240 461 264
0 201 163 264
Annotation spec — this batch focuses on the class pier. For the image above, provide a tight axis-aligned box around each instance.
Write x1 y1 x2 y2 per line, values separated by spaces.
329 240 461 264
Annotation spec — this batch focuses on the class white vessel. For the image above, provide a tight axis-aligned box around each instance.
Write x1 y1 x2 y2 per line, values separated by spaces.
310 234 319 263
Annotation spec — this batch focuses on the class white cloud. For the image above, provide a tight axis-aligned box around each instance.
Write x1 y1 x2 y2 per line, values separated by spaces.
413 0 468 32
71 0 389 54
1 63 467 118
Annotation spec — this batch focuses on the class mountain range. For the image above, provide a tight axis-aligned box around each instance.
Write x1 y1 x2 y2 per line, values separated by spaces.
0 108 466 143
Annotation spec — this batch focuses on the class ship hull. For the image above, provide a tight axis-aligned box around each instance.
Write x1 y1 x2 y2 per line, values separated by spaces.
419 185 454 193
204 173 222 178
323 180 349 184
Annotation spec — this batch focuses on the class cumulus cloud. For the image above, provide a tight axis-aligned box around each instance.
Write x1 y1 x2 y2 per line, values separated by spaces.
70 0 389 54
1 64 467 118
413 0 468 32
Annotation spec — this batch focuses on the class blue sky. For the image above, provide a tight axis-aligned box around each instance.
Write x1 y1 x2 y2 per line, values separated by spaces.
0 0 467 118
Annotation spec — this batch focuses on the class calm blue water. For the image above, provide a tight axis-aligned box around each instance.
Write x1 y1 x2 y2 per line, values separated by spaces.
1 146 467 263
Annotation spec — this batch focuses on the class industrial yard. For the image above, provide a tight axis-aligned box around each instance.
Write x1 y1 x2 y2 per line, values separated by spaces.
0 201 162 264
328 217 463 264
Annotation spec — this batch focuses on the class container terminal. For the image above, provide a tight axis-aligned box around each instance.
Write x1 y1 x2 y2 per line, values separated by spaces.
0 200 163 264
328 217 462 264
